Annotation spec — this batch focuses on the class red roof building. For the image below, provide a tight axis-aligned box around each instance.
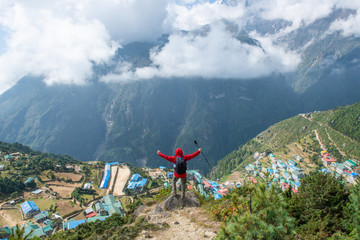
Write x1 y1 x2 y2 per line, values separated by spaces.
249 177 257 184
322 157 336 166
217 188 229 196
203 181 212 188
86 212 96 218
280 182 290 191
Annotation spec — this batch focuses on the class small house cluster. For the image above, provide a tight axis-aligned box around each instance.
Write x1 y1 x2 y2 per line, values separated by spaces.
187 170 229 200
64 194 125 231
0 201 59 239
324 150 359 183
127 173 148 192
245 153 303 194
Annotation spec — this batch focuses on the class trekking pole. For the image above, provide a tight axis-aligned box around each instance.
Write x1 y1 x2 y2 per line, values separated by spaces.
193 139 212 170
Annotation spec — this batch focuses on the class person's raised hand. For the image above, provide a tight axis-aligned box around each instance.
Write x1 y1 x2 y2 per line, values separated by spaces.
157 150 160 154
199 148 202 152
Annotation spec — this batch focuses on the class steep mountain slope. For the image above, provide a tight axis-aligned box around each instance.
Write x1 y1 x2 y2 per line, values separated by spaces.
211 102 360 179
1 7 360 173
0 74 301 173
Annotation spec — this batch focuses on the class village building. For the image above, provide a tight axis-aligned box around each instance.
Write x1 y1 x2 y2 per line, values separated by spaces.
249 177 257 184
268 154 276 161
24 222 47 239
288 165 300 173
94 194 125 217
42 225 53 236
292 171 303 182
32 189 43 195
344 160 356 169
94 202 108 216
280 182 290 191
34 211 49 223
64 219 86 230
84 208 96 218
88 216 108 223
166 172 174 179
21 201 40 219
287 159 297 166
322 156 337 166
336 163 348 175
245 164 255 172
100 164 111 189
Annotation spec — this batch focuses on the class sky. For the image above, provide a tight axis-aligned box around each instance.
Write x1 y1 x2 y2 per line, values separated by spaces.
0 0 359 94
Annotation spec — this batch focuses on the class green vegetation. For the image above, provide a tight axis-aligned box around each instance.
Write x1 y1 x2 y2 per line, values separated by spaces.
0 141 81 196
212 102 360 180
49 203 158 240
206 173 358 239
0 177 25 194
329 103 360 143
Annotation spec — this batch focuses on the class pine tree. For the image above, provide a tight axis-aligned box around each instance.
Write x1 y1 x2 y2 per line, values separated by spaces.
289 172 350 238
217 183 295 240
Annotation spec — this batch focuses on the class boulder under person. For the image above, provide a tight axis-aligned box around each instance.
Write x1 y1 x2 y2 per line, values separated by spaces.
157 148 201 199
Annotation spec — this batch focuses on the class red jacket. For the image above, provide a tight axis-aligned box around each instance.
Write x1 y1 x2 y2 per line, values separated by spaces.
158 148 200 178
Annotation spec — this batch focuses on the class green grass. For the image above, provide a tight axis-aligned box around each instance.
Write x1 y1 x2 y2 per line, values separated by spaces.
27 198 56 211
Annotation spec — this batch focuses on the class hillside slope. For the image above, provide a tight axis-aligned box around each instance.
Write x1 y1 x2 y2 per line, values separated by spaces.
211 102 360 179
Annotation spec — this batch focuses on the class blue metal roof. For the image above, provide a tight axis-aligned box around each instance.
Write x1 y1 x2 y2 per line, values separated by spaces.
128 182 136 190
107 162 119 165
25 177 34 184
130 174 141 182
137 178 147 187
21 201 39 214
68 219 86 230
214 193 222 200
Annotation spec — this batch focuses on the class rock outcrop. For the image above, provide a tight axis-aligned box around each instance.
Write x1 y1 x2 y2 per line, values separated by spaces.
162 191 201 210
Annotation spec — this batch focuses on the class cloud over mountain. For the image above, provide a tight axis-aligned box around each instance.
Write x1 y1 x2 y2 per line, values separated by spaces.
0 0 360 93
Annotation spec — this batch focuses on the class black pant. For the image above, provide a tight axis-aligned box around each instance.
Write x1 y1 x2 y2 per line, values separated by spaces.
173 176 186 197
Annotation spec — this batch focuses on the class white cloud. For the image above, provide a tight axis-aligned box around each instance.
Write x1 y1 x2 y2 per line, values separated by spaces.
1 0 360 94
0 0 168 94
0 2 119 92
166 1 245 31
329 10 360 37
101 23 300 82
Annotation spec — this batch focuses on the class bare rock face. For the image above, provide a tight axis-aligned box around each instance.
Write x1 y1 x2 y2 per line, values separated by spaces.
162 191 200 211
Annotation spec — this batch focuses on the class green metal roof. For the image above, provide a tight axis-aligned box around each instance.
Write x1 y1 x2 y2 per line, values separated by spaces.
103 194 116 205
42 225 53 233
95 202 104 212
345 160 356 166
29 228 46 238
1 226 11 234
34 211 49 221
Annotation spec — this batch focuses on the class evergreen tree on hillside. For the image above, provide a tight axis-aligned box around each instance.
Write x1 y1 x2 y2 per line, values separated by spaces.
217 183 295 240
288 172 350 238
344 181 360 238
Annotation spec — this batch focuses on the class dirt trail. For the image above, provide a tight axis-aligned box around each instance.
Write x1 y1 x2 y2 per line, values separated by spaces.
314 130 326 151
324 128 347 157
135 205 219 240
300 115 347 156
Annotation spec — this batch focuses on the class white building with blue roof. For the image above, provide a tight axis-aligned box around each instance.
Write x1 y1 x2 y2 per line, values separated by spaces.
21 201 40 218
